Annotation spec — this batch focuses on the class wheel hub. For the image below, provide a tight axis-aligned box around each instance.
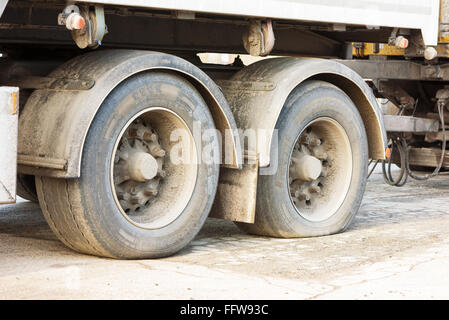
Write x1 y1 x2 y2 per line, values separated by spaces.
111 107 198 230
289 129 328 207
288 118 352 222
113 119 166 214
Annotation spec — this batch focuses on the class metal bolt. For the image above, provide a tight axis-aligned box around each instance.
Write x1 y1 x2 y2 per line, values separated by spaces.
309 186 321 194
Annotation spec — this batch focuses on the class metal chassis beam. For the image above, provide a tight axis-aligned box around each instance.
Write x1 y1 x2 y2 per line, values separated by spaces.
338 60 449 81
383 115 439 133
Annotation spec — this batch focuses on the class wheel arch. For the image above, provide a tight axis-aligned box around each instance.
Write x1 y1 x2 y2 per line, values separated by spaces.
18 50 242 178
221 57 387 168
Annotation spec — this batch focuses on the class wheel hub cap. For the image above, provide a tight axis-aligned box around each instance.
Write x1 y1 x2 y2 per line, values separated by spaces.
290 154 323 182
113 119 165 214
288 118 352 222
128 152 158 182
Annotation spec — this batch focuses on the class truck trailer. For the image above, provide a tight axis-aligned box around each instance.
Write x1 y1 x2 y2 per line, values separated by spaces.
0 0 445 259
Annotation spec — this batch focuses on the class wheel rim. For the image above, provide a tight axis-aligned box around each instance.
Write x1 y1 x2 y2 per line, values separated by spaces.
110 107 198 230
288 117 352 222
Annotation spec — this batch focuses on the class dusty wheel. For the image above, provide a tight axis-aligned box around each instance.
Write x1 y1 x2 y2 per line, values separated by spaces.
36 71 220 259
16 174 38 202
237 80 368 237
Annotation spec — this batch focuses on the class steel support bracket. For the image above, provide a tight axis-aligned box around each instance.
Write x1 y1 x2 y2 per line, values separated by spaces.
6 76 95 91
383 115 439 133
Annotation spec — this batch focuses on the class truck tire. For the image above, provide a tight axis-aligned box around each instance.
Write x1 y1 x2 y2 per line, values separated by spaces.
237 80 368 237
16 174 38 202
36 72 220 259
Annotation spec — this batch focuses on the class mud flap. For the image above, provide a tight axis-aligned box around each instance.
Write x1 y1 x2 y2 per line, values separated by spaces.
0 87 18 204
210 161 258 223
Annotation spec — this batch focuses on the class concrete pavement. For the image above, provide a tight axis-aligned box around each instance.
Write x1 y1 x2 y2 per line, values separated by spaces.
1 170 449 299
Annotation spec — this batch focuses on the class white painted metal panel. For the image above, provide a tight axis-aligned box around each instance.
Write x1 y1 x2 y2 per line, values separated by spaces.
0 87 18 204
75 0 441 45
0 0 8 18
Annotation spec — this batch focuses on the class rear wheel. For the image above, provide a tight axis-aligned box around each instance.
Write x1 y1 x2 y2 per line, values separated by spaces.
237 80 368 237
36 72 220 259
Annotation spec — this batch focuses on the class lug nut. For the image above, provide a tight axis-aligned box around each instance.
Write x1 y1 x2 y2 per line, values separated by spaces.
130 196 141 205
320 168 328 178
150 144 166 157
313 150 328 160
144 187 158 196
117 191 130 201
309 138 321 146
143 132 155 142
309 186 321 194
295 190 310 201
298 192 310 201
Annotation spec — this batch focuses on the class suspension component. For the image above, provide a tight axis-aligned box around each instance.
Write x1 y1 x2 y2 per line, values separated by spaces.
58 4 108 49
242 19 275 57
57 5 86 30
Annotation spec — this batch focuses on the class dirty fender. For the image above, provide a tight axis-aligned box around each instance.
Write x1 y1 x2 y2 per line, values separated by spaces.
18 50 242 178
220 57 387 170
